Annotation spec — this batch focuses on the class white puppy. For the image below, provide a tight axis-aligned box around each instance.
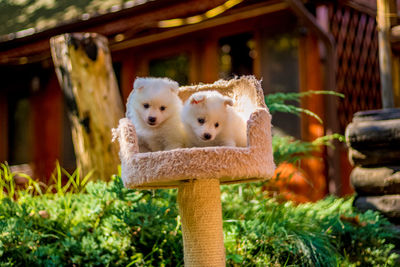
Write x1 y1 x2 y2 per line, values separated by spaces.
126 77 185 152
181 91 247 147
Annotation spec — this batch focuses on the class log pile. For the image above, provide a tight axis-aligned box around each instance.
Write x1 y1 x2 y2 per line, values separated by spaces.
346 108 400 223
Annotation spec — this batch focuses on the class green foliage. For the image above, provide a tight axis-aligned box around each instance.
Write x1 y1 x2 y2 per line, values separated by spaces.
273 134 345 165
265 90 344 123
0 163 42 199
0 162 93 201
265 90 345 165
0 175 398 267
0 176 183 266
47 162 93 195
222 184 400 267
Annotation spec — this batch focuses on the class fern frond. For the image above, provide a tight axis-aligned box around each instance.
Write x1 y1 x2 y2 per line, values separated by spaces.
265 90 344 123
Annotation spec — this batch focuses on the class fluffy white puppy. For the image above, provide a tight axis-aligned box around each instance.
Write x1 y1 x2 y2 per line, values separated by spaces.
126 77 185 152
181 91 247 147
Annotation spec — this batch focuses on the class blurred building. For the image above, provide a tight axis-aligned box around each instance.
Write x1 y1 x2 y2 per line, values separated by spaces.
0 0 397 197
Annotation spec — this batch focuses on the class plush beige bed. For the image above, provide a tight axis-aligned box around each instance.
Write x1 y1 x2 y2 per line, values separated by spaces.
113 75 276 189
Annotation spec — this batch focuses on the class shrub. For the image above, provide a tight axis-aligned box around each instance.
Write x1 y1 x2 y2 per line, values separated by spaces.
222 184 400 266
0 177 183 266
0 175 398 266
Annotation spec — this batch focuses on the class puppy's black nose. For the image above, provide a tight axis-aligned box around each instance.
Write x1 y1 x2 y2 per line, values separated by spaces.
203 133 211 140
148 117 156 123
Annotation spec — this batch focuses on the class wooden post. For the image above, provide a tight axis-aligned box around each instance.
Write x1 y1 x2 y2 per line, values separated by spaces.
298 32 328 199
201 38 219 83
121 53 136 103
50 33 124 181
377 0 395 108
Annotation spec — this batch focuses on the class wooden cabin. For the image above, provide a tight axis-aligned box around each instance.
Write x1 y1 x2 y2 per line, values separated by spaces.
0 0 396 198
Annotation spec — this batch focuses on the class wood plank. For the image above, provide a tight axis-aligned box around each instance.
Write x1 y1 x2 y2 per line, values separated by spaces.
89 0 228 37
120 53 136 104
298 32 327 201
31 73 62 182
201 38 219 83
0 40 50 64
339 0 377 16
111 2 288 51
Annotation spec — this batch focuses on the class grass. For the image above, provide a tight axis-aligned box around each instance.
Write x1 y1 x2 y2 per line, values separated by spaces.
0 163 42 199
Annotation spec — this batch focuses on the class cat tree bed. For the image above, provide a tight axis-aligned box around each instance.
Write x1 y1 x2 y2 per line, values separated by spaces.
113 76 275 266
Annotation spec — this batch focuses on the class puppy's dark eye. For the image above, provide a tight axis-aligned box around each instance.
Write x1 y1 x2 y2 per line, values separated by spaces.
198 118 205 124
143 103 150 109
215 122 219 128
160 106 166 111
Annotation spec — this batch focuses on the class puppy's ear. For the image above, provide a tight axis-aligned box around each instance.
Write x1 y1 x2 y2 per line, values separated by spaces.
190 94 205 105
169 85 179 94
133 78 145 91
168 80 180 94
223 96 234 106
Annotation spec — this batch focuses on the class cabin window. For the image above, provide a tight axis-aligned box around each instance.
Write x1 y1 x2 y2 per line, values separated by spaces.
260 32 301 139
8 96 33 165
149 53 190 85
218 33 255 79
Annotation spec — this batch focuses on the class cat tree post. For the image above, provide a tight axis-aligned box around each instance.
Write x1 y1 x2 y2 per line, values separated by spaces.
114 77 275 266
178 179 225 266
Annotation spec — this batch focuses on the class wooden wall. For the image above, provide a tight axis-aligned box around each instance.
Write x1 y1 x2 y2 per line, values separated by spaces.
31 72 63 182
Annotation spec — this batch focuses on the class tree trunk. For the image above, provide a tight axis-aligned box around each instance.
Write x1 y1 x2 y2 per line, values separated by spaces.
377 0 395 108
50 32 124 181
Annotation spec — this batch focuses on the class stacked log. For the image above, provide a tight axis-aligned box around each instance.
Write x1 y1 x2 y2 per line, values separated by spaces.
346 108 400 223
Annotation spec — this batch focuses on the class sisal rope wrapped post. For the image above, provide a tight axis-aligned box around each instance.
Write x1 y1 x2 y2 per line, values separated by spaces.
178 179 225 266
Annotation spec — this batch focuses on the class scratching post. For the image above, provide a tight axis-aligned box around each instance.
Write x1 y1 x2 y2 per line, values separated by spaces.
114 76 275 265
178 179 225 266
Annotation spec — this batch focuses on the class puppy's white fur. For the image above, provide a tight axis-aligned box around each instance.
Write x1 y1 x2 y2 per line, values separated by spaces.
181 91 247 147
126 77 185 152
